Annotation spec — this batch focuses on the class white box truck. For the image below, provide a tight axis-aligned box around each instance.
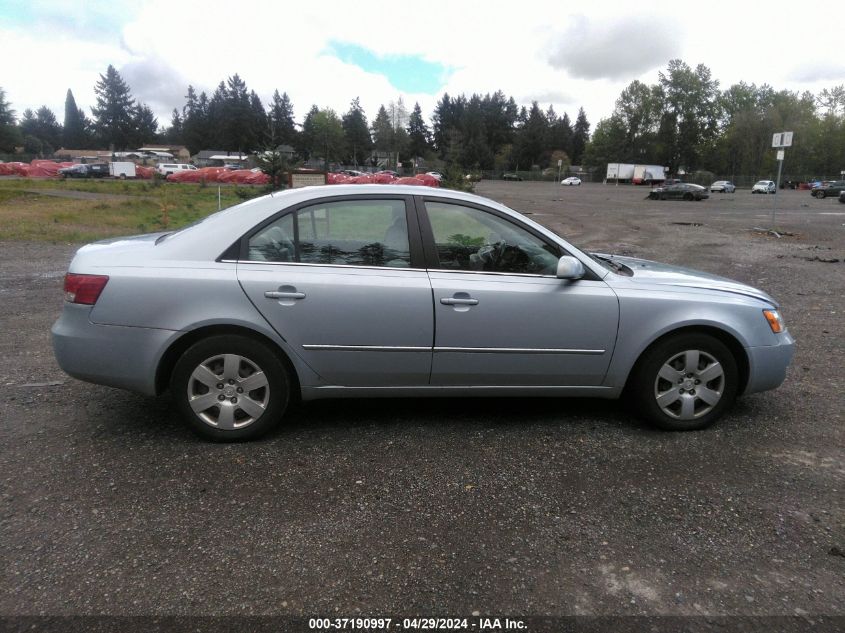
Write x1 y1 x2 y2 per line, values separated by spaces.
109 161 136 179
632 164 667 185
606 163 635 181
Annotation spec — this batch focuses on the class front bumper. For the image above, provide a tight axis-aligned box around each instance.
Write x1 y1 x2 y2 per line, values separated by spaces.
52 303 176 396
744 331 795 395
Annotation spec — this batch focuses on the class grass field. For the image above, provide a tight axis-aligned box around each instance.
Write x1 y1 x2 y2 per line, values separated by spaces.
0 179 258 242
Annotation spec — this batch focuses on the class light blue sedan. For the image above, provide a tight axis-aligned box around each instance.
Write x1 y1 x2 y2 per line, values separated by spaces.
52 185 794 440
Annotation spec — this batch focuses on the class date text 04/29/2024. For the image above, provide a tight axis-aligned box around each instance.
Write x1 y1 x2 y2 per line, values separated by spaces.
308 617 527 630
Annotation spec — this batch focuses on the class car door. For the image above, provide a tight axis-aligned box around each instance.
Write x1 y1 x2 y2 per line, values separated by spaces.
237 195 433 387
419 198 619 386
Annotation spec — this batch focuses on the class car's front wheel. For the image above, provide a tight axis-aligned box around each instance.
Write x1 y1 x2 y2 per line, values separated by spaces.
171 334 289 441
631 333 738 431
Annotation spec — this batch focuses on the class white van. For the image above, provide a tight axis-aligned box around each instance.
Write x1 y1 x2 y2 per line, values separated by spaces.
157 163 197 177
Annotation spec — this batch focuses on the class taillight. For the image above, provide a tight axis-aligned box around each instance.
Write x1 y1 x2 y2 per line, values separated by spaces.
64 273 109 305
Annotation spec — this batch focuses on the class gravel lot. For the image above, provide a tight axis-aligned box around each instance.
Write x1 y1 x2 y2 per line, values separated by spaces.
1 182 843 622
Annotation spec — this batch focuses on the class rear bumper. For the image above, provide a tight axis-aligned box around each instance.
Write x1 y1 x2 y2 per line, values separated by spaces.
744 331 795 395
52 303 176 396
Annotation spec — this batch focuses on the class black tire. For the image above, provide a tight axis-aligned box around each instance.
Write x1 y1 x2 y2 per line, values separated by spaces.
171 334 289 441
816 191 825 199
683 192 694 201
629 333 739 431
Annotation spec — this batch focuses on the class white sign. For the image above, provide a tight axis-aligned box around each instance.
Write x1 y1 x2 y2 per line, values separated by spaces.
772 131 793 148
557 159 562 167
776 150 785 161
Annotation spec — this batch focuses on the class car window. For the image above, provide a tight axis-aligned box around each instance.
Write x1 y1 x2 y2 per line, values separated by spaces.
425 201 560 275
248 199 411 268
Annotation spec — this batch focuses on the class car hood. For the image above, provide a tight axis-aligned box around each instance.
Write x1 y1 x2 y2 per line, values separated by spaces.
595 254 777 306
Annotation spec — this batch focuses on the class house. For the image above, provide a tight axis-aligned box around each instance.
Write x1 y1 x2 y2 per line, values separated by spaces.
193 150 249 167
137 145 191 161
53 148 113 162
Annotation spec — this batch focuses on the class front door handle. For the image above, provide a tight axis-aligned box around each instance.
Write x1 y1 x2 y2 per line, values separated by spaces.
440 297 478 306
265 290 306 300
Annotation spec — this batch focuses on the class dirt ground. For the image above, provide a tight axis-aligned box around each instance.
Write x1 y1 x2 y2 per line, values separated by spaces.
1 182 843 625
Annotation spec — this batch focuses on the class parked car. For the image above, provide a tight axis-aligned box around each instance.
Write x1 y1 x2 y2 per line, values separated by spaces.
157 163 197 177
811 180 845 198
58 163 109 179
561 177 582 186
710 180 736 193
52 185 793 441
751 180 776 194
426 171 444 180
648 183 710 201
502 173 522 181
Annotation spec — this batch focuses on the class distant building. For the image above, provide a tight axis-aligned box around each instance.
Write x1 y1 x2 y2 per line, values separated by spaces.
137 145 190 161
193 150 249 167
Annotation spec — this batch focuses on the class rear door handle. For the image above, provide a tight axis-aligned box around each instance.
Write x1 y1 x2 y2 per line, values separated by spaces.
265 290 306 300
440 297 478 306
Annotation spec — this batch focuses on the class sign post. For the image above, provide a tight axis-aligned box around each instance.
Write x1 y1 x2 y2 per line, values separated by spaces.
557 159 562 186
770 131 793 234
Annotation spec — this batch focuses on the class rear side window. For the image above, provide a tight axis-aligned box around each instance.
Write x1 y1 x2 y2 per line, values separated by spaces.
247 199 411 268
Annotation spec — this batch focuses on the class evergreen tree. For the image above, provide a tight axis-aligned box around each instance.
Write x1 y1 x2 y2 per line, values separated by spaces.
342 97 371 165
34 106 62 152
182 85 209 154
0 87 21 152
19 109 37 138
371 105 393 153
267 90 297 147
572 107 591 164
298 105 320 160
91 64 136 149
132 103 159 146
407 102 431 159
513 101 547 168
248 90 267 151
63 89 87 148
164 108 183 145
460 94 492 169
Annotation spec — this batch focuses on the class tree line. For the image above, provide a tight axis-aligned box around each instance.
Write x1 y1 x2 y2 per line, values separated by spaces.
2 59 843 179
0 65 591 171
585 59 845 180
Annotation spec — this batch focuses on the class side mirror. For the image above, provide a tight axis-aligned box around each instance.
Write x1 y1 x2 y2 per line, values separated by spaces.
556 255 585 280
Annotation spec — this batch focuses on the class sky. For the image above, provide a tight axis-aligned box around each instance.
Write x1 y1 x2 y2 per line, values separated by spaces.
1 0 844 135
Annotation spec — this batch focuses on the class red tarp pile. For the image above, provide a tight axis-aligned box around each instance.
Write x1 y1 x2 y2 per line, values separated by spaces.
167 167 268 185
135 166 155 179
20 160 75 177
217 169 270 185
326 172 440 188
0 162 31 176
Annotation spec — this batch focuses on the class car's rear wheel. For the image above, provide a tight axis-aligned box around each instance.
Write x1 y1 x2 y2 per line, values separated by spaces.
171 335 289 441
631 333 738 431
816 191 825 198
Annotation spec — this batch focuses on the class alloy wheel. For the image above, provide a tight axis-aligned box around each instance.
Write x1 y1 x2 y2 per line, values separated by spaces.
187 353 270 429
653 349 725 420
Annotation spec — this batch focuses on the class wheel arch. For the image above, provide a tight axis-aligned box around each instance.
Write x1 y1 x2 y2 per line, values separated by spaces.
622 325 749 396
155 324 302 401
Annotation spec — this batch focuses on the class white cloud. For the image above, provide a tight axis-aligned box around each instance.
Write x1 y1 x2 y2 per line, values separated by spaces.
547 15 683 80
